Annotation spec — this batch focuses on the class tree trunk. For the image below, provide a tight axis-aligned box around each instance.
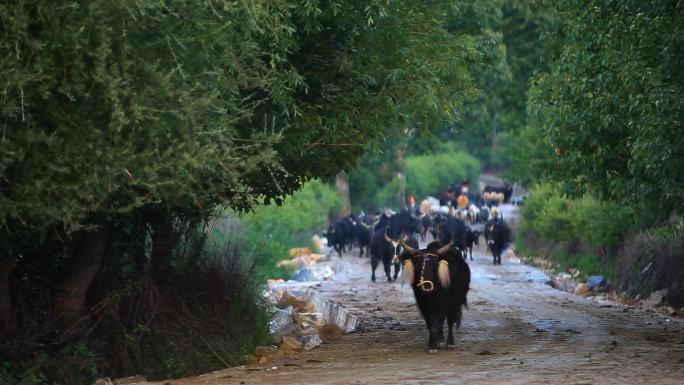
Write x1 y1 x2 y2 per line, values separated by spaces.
150 211 174 285
53 224 110 322
0 260 14 326
129 214 148 277
0 229 13 325
335 173 351 217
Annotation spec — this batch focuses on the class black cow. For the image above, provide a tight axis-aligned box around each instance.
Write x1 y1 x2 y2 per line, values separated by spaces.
483 218 511 265
420 215 433 242
370 229 402 282
432 213 468 259
369 210 421 282
342 215 358 250
400 240 470 352
464 229 481 261
355 213 373 258
373 210 393 231
325 218 354 256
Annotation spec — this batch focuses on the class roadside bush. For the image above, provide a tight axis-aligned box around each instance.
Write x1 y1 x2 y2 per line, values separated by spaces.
522 183 635 248
618 223 684 307
519 182 559 234
349 143 480 212
573 195 634 249
519 182 636 279
214 180 341 280
533 192 577 243
521 183 684 305
0 227 271 385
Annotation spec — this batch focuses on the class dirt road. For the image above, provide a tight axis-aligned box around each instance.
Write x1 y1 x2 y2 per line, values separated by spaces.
153 206 684 385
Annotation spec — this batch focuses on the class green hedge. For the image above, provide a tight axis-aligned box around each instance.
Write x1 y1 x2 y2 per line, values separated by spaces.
405 148 481 202
353 145 480 211
521 183 635 249
518 182 639 280
214 180 341 280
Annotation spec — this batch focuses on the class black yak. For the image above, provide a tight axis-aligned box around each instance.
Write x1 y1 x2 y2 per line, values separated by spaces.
400 239 470 352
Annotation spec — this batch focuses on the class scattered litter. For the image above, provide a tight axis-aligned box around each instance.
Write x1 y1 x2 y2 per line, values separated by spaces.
574 283 591 296
586 275 607 291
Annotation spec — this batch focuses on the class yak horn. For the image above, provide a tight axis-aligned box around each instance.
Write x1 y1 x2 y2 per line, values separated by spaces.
399 236 419 255
436 239 453 255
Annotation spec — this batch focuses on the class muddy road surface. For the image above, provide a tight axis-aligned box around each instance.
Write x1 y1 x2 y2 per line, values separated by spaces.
153 209 684 385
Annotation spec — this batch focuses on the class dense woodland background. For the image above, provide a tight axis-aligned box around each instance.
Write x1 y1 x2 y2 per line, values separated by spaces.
1 1 682 383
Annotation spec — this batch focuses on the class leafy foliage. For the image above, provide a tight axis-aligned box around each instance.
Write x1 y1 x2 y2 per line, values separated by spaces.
529 0 684 216
0 1 294 231
0 0 483 233
521 182 636 248
215 180 341 279
350 144 480 211
444 0 510 165
405 148 480 202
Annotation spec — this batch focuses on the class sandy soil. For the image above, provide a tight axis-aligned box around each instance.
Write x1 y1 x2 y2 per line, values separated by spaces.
150 205 684 385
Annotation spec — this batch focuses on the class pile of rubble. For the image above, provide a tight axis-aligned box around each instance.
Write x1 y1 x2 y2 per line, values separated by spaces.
543 265 681 316
269 241 336 283
246 290 344 364
545 268 609 296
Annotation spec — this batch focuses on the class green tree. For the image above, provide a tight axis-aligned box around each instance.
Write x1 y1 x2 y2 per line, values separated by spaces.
529 0 684 216
447 0 510 165
0 0 491 350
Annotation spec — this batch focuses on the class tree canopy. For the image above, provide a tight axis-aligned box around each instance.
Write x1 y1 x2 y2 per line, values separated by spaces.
529 0 684 215
0 0 485 235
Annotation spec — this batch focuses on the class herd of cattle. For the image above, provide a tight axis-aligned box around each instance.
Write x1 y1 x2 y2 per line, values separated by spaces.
323 183 512 352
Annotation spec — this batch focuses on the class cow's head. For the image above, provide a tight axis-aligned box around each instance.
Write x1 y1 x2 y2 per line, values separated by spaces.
487 222 504 246
399 239 454 291
486 223 495 245
384 230 402 264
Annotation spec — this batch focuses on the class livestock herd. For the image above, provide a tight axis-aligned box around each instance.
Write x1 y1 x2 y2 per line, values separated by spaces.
323 181 513 352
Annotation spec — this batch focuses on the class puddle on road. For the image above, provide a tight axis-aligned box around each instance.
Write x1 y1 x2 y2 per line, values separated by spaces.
530 319 562 332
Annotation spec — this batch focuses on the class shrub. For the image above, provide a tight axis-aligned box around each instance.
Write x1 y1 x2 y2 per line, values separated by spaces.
618 223 684 307
405 148 481 201
522 182 636 248
573 195 635 249
519 182 637 279
349 143 480 212
519 182 559 234
534 192 577 243
214 179 341 279
0 229 272 384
